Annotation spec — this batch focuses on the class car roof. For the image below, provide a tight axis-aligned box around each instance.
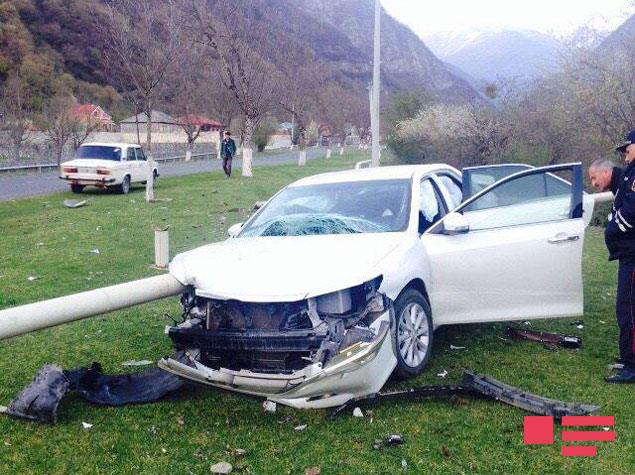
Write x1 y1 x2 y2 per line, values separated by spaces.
289 164 460 187
81 142 140 149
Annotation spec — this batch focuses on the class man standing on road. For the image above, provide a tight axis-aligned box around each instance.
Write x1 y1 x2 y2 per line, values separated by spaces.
220 131 237 179
601 130 635 383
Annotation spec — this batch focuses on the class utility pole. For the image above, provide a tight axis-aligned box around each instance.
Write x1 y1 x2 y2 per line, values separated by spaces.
371 0 381 167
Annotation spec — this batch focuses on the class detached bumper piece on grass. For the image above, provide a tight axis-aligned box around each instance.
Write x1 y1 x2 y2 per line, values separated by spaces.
505 327 582 349
4 353 187 424
330 371 599 420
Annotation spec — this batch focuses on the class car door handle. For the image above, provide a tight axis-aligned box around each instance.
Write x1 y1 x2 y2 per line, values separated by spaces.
548 234 580 244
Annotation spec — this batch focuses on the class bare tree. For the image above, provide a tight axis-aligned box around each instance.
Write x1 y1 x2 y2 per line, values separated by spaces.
0 76 32 161
70 118 101 151
98 0 184 201
167 46 213 161
41 95 76 168
276 43 323 166
184 0 281 177
319 82 355 154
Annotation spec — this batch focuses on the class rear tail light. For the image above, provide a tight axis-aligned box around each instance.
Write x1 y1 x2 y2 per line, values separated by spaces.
96 169 111 176
63 168 78 173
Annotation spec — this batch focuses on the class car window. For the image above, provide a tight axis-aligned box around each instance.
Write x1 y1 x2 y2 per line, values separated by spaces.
419 178 442 234
463 165 533 199
126 148 136 161
136 148 147 161
462 170 573 231
437 175 463 210
240 179 412 237
76 146 121 161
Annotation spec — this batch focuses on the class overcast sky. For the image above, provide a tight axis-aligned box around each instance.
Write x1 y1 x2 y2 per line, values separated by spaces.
382 0 634 37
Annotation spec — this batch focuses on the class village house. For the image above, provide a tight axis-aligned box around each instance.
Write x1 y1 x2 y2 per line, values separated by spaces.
69 104 115 131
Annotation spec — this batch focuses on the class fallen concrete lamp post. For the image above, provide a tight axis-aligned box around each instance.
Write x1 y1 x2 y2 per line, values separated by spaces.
0 274 184 340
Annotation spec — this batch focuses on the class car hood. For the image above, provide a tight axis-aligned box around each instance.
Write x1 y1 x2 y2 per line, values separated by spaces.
61 159 120 168
169 233 405 302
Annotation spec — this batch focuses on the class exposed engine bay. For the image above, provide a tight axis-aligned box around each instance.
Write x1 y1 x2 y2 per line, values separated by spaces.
166 277 390 376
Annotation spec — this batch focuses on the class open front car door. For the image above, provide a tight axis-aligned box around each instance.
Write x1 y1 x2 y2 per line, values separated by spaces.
422 163 586 326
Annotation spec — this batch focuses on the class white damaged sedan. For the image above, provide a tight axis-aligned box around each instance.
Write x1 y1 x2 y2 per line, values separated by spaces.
159 162 594 408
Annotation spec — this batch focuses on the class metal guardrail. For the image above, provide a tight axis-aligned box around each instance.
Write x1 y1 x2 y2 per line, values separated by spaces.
0 152 216 174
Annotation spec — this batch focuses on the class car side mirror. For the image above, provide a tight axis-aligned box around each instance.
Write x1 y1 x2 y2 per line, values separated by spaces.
442 212 469 235
227 222 244 238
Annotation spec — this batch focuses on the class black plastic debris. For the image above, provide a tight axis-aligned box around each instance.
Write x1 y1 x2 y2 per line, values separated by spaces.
372 435 405 450
4 353 187 424
505 327 582 349
331 371 599 420
385 434 405 446
65 362 183 406
6 364 69 424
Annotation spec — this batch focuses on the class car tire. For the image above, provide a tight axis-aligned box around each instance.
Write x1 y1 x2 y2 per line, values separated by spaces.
393 288 433 378
70 184 85 194
118 175 131 194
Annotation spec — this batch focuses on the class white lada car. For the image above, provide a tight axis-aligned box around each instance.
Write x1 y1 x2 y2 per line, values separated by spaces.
59 143 158 194
158 162 595 409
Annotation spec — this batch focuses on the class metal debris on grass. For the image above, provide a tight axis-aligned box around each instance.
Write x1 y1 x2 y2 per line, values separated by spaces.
63 199 87 209
90 249 100 255
121 360 153 367
449 345 465 350
81 422 93 430
294 424 308 432
27 276 39 281
262 400 277 414
437 370 448 378
505 327 582 349
352 407 364 418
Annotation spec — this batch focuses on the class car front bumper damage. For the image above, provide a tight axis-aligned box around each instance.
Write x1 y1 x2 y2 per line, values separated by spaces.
158 320 396 409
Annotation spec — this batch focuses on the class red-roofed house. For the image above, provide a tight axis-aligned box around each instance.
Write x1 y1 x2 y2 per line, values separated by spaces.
69 104 115 131
177 115 223 132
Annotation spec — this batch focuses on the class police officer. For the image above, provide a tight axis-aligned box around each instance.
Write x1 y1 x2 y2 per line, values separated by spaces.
604 130 635 383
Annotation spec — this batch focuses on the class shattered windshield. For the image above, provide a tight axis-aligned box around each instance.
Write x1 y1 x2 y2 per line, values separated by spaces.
240 179 411 237
76 146 122 161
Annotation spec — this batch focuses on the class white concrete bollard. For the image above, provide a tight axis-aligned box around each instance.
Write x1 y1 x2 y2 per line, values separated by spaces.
340 147 345 156
153 225 170 268
326 149 332 159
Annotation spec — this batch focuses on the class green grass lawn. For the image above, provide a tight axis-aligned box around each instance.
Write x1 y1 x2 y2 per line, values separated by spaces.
0 151 633 474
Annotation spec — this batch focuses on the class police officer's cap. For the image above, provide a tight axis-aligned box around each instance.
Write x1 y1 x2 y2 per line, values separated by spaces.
615 129 635 152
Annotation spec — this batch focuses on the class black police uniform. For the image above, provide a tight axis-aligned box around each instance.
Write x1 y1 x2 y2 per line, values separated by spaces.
605 160 635 370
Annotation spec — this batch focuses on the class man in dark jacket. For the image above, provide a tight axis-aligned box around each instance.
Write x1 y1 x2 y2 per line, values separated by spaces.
589 159 621 195
220 131 237 178
603 130 635 383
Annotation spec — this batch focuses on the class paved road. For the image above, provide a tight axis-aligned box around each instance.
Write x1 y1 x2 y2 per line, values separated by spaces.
0 148 331 201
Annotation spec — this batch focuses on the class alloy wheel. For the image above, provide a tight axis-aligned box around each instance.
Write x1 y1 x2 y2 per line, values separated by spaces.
397 302 430 368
